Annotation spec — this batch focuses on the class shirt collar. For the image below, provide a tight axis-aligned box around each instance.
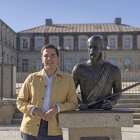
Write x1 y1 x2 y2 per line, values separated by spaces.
43 68 63 77
36 68 63 77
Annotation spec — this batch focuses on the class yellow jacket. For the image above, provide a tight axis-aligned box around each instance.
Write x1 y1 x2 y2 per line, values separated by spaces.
16 69 78 136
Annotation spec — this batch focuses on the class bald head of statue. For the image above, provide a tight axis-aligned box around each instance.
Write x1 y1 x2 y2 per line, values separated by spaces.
87 36 103 64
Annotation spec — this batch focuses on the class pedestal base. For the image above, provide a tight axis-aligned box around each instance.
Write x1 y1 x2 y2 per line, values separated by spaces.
62 127 121 140
59 109 134 140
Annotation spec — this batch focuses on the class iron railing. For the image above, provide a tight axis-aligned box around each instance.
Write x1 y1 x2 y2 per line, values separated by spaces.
16 65 140 95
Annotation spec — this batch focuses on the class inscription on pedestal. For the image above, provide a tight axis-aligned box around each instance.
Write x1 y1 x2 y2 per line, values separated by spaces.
80 137 110 140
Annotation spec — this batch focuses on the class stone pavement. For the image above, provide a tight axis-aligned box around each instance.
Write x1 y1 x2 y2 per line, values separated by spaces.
0 125 21 140
121 125 140 140
0 125 140 140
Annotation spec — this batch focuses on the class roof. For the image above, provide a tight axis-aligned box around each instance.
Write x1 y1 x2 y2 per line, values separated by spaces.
0 19 16 34
18 23 140 34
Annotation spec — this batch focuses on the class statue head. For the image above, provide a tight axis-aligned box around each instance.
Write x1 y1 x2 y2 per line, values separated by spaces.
87 36 103 64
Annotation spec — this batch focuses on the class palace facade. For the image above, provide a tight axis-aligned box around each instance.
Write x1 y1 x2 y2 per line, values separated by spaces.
16 18 140 82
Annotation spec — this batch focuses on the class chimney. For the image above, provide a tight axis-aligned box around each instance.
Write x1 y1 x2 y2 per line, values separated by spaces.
114 17 121 25
45 19 52 25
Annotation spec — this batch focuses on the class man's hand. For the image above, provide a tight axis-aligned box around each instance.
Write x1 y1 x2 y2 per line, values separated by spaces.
33 108 46 119
33 106 58 121
44 106 58 121
101 100 112 110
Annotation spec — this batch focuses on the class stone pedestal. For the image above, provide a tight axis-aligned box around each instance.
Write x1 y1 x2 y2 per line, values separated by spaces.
58 109 134 140
0 99 16 124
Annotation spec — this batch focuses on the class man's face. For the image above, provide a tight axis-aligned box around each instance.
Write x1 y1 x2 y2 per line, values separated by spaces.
88 44 102 63
87 36 102 63
41 48 59 71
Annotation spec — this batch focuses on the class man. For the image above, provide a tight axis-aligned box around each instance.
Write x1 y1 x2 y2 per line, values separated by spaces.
16 44 78 140
72 36 122 110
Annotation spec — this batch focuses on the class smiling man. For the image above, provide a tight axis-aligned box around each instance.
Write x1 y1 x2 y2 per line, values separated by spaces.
72 36 122 110
16 44 78 140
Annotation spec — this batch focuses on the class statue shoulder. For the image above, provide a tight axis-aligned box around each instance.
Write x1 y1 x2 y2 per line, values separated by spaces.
72 62 93 80
73 63 87 72
104 61 121 74
72 62 92 74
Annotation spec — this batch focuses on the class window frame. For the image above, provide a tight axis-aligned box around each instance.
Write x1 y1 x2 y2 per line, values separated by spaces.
122 35 133 49
49 36 59 48
20 36 30 50
65 58 73 72
63 36 74 50
34 36 45 50
123 57 132 70
22 59 29 72
78 35 88 50
107 35 118 50
137 35 140 49
107 57 117 66
36 59 43 71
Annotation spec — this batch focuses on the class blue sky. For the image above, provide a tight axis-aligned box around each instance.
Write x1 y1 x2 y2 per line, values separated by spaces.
0 0 140 32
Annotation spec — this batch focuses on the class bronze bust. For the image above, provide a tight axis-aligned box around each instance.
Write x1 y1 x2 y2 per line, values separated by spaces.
72 36 122 110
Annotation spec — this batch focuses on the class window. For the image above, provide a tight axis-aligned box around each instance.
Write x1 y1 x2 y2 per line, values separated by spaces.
107 57 117 66
107 35 118 49
22 59 28 72
35 36 44 50
137 35 140 49
65 58 73 72
78 35 88 50
80 58 87 63
10 33 14 47
123 35 133 49
49 36 59 48
124 38 131 48
123 57 132 70
2 26 6 42
14 57 16 65
1 50 5 64
23 39 28 49
64 36 74 50
7 54 9 64
20 37 30 50
14 35 16 49
6 29 10 44
11 56 13 64
36 59 42 71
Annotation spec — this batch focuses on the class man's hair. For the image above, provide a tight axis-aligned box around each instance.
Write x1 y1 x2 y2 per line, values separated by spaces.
41 44 59 57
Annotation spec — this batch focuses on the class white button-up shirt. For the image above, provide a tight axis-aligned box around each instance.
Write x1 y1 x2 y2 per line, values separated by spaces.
42 73 54 111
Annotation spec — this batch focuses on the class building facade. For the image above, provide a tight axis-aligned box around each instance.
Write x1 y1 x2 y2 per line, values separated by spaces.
0 19 17 65
0 19 17 98
16 18 140 82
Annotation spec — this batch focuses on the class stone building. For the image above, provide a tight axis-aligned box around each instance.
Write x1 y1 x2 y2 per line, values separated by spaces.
0 19 17 98
0 19 17 65
16 18 140 82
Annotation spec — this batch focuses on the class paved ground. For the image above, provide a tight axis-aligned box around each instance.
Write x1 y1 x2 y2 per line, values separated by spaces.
122 125 140 140
0 125 21 140
0 125 140 140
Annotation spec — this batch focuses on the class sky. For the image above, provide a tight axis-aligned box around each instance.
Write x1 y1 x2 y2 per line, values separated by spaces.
0 0 140 32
